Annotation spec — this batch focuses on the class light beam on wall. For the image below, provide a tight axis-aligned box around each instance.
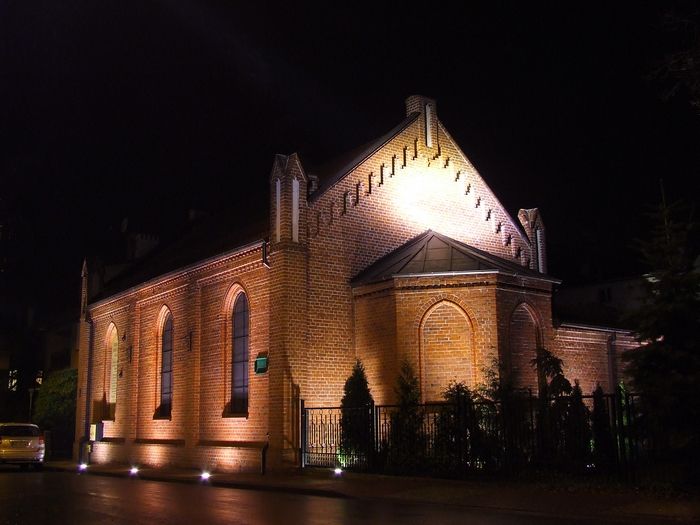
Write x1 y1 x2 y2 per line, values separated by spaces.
392 166 462 232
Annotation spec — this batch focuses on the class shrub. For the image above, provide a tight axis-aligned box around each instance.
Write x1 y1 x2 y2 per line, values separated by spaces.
340 360 374 468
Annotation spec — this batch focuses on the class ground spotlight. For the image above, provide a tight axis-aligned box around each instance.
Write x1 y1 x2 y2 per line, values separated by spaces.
130 466 139 475
201 471 211 481
78 463 88 471
334 467 343 476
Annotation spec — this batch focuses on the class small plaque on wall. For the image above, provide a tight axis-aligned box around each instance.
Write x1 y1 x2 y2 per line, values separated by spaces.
254 353 268 374
89 422 103 442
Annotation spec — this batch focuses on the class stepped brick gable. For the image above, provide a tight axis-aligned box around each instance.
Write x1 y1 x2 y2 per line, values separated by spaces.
75 96 635 471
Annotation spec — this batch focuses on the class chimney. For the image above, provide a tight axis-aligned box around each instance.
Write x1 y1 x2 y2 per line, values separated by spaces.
405 95 438 149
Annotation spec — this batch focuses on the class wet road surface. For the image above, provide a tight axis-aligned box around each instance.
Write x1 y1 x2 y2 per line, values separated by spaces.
0 468 671 524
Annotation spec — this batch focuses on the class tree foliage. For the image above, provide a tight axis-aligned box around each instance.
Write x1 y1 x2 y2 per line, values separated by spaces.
530 347 572 398
650 6 700 115
33 368 77 457
477 356 512 402
623 199 700 471
340 359 374 410
340 359 374 462
388 360 425 473
33 368 77 431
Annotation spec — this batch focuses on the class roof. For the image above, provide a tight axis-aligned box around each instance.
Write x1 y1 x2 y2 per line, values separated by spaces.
90 213 268 304
351 230 553 285
309 113 419 201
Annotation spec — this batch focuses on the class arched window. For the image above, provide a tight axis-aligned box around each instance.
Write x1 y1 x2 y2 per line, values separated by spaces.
231 293 249 414
419 300 474 402
108 326 119 406
160 311 173 417
508 303 542 392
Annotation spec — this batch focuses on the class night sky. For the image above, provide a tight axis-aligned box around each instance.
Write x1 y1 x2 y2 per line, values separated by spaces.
2 2 699 317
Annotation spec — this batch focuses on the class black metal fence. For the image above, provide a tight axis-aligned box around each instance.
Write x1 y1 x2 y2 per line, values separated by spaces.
302 391 644 478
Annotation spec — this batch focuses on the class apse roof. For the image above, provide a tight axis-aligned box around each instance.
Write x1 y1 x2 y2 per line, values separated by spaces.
351 230 551 285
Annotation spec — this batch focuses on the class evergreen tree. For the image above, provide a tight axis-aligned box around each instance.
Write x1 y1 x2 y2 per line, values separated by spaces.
623 198 700 477
477 356 513 403
477 356 530 469
531 347 572 398
389 360 425 473
439 381 495 473
341 359 374 410
563 380 591 467
340 360 374 466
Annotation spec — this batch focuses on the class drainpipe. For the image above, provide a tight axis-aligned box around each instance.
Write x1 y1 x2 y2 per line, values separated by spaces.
79 318 94 464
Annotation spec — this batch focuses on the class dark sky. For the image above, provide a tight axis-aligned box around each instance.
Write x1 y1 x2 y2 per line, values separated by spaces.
2 2 699 316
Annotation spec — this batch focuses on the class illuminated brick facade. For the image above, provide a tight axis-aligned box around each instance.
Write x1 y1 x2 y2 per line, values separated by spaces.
75 96 635 471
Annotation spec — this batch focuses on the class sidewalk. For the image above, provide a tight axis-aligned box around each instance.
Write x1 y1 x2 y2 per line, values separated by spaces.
45 460 699 523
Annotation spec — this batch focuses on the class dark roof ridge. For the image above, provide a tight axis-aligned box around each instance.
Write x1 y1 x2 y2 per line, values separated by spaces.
309 112 420 202
351 229 434 284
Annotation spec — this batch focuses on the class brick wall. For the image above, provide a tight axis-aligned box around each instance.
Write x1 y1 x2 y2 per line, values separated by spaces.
76 96 632 471
553 325 637 394
305 100 534 408
77 245 271 472
420 300 474 402
508 303 541 391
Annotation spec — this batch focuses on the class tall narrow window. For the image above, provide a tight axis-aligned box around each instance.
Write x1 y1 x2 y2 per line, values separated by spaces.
292 178 299 242
231 293 249 414
425 103 433 147
275 178 281 242
160 312 173 416
109 328 118 405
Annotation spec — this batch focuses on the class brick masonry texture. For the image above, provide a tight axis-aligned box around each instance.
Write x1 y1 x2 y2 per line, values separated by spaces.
76 96 636 471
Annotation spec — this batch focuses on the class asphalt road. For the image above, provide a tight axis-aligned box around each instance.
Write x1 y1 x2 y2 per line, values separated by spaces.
0 468 677 525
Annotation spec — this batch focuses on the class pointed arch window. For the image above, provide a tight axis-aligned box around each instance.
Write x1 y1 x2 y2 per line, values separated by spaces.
98 324 119 421
108 327 119 405
231 293 249 414
157 311 173 418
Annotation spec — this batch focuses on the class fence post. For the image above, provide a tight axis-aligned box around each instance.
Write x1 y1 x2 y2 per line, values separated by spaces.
300 399 306 468
615 386 629 479
625 391 637 483
528 388 535 464
369 404 375 470
456 398 465 474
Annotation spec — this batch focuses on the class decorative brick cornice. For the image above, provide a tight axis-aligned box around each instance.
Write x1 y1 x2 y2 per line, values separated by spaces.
136 283 189 308
90 303 131 321
196 260 265 288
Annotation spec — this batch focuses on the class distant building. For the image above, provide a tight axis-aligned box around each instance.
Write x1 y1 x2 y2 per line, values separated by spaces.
75 96 636 471
553 276 647 328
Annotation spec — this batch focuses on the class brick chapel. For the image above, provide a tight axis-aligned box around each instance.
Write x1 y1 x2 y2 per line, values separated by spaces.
74 96 635 471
